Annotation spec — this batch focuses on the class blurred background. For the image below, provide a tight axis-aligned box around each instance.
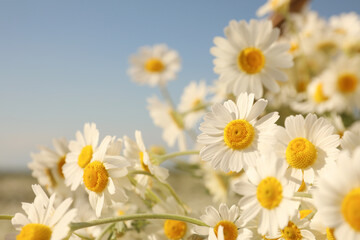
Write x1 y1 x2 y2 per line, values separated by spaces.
0 0 359 237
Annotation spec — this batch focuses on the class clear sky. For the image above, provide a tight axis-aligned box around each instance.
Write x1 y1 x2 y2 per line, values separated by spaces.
1 0 359 172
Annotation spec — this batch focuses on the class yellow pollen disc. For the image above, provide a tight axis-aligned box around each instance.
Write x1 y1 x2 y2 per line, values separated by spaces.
297 179 307 192
83 161 109 193
326 228 336 240
297 80 308 93
192 98 203 109
286 137 317 169
139 151 150 172
223 120 255 150
281 221 302 240
163 220 187 240
313 83 329 103
214 220 238 240
257 177 283 209
57 156 66 178
337 73 358 93
78 145 93 168
299 209 313 219
17 223 52 240
341 187 360 231
238 47 265 74
144 58 165 73
317 41 337 53
117 210 125 216
289 42 299 54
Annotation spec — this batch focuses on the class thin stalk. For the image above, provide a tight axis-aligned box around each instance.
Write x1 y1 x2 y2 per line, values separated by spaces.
70 213 208 231
96 223 115 240
0 215 13 220
158 150 199 163
293 192 312 198
158 180 189 214
159 85 176 109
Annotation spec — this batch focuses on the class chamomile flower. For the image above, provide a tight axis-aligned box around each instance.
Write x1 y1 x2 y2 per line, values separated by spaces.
29 138 71 197
313 147 360 239
123 130 169 196
322 55 360 113
82 136 131 217
148 96 187 150
233 154 299 236
275 114 340 187
178 81 208 129
194 203 251 240
197 92 279 172
128 44 181 86
275 214 316 240
63 123 100 191
256 0 290 17
11 184 77 240
211 19 293 98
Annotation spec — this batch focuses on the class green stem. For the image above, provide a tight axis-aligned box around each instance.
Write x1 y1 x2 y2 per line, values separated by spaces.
159 85 176 109
158 180 189 214
96 223 115 240
181 103 209 116
70 213 208 231
0 215 13 220
159 150 199 163
293 192 312 198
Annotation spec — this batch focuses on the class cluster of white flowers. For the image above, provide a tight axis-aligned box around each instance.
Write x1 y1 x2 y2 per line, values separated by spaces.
4 1 360 240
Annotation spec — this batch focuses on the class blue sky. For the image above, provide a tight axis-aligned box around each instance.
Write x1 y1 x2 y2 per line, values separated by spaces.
1 0 359 171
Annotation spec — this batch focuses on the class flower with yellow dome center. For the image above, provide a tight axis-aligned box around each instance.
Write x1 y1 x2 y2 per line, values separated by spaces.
322 55 360 113
128 44 181 86
124 130 169 197
194 203 251 240
275 214 316 240
234 154 300 236
82 136 131 217
63 123 100 191
198 92 279 172
275 114 339 189
29 138 71 198
11 184 77 240
210 19 293 98
314 147 360 239
256 0 290 17
163 220 187 239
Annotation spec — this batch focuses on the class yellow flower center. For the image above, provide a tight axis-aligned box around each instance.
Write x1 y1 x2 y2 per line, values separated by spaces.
326 228 336 240
341 187 360 231
223 120 255 150
317 41 337 53
299 209 313 219
281 221 302 240
257 177 283 209
337 73 358 93
144 58 165 73
192 98 203 110
313 83 329 103
214 220 238 240
238 47 265 74
163 220 187 240
78 145 93 168
139 151 150 172
83 161 109 193
17 223 52 240
286 137 317 169
296 80 308 93
57 155 66 178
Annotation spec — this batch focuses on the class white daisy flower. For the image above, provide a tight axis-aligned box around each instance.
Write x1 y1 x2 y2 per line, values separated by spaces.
197 92 279 172
63 123 100 191
194 203 251 240
11 184 77 240
290 76 341 115
309 212 337 240
275 113 340 187
83 136 131 217
341 121 360 151
148 96 187 150
313 147 360 239
322 55 360 113
256 0 290 17
178 80 208 129
29 138 71 197
233 154 300 236
211 19 293 98
274 214 316 240
123 130 169 196
128 44 181 87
